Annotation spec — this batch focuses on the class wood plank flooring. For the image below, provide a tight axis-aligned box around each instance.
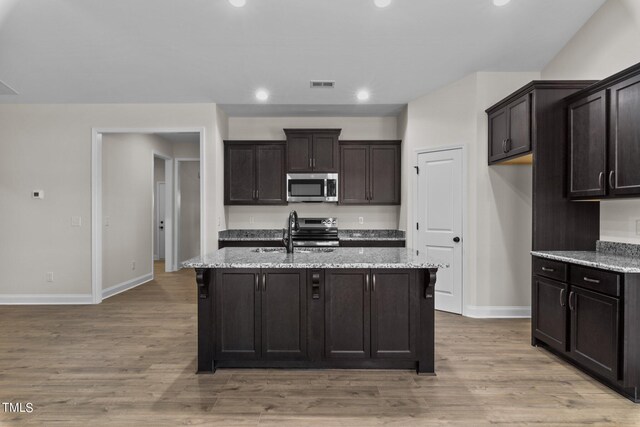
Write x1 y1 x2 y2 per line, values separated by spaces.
1 262 639 426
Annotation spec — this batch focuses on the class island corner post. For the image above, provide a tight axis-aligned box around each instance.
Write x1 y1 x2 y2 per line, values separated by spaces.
194 265 438 375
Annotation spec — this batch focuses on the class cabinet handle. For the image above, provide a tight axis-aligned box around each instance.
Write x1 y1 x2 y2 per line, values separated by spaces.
599 172 604 189
506 138 511 152
372 274 376 292
609 171 615 189
365 274 370 292
255 274 259 292
309 158 312 168
560 288 566 307
262 273 266 291
313 158 316 168
568 291 575 311
502 139 507 153
541 267 555 272
583 276 600 284
256 189 259 200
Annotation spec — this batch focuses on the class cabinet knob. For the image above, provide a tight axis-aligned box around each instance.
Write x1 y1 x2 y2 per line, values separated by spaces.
453 237 461 243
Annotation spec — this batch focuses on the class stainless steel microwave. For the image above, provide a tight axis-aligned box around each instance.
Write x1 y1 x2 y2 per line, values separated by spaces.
286 173 338 203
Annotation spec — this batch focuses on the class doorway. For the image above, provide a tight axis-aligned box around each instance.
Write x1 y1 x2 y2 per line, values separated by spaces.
415 147 464 314
92 128 205 304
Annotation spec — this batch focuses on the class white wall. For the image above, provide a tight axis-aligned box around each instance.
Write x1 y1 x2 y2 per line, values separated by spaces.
225 116 400 229
542 0 640 244
102 134 173 291
402 71 539 315
0 104 221 301
178 160 201 263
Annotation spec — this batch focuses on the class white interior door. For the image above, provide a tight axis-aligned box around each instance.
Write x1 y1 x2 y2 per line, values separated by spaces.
156 182 166 260
416 148 463 314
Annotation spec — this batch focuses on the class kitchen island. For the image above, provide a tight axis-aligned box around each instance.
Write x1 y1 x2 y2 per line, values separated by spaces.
184 247 445 375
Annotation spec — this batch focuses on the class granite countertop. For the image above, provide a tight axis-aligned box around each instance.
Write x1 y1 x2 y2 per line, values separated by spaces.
218 229 406 242
532 241 640 274
183 247 445 270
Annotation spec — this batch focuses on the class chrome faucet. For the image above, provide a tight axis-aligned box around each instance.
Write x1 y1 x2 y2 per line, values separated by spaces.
282 210 299 253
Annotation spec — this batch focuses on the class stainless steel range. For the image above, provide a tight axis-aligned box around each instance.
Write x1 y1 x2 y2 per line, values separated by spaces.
291 217 339 247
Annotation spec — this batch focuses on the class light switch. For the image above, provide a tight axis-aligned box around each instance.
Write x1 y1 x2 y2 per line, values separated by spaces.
71 216 82 227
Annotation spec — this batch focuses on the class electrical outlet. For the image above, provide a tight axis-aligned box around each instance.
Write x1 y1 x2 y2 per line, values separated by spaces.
131 261 136 271
46 272 54 282
358 217 364 225
71 216 82 227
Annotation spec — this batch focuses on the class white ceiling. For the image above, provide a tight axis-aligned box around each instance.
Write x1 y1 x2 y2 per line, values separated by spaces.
0 0 605 115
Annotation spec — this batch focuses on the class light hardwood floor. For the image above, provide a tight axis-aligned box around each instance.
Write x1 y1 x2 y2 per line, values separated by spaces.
1 262 640 426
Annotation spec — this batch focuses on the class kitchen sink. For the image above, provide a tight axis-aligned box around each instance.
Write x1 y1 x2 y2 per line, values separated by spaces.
251 247 335 254
252 248 286 253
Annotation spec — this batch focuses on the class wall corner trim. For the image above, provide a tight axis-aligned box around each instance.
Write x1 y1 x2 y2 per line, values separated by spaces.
102 273 153 300
0 294 94 305
464 305 531 319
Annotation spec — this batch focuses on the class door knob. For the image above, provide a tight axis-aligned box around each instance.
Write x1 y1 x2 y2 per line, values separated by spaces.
453 237 460 243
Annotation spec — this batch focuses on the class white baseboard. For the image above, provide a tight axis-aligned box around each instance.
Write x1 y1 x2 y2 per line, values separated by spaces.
0 294 94 305
102 273 153 300
465 305 531 319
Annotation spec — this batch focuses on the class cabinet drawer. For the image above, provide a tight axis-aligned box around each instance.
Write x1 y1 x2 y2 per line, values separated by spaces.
533 257 567 282
569 265 620 297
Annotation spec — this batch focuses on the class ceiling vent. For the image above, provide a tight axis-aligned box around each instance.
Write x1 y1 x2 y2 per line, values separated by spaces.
0 79 17 95
310 80 335 89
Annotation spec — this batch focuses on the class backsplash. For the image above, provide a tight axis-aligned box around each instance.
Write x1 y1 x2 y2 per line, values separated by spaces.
596 240 640 258
224 205 401 230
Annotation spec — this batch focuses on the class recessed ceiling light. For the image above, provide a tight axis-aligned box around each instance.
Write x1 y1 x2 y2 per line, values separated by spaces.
255 89 269 102
374 0 392 8
357 90 370 102
493 0 511 6
229 0 246 7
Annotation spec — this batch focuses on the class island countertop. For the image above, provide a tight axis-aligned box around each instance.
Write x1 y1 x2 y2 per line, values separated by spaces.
183 247 446 270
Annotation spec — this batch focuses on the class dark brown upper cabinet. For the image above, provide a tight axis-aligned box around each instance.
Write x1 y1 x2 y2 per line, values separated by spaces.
568 90 608 198
487 92 532 164
566 62 640 200
224 141 287 205
609 73 640 197
284 129 341 173
339 141 401 205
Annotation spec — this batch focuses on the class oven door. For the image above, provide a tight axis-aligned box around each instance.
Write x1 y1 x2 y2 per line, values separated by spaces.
287 176 327 202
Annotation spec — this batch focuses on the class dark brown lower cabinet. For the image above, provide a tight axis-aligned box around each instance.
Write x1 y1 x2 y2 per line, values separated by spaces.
371 270 417 359
570 286 620 381
324 269 370 359
215 268 307 361
532 277 568 353
532 256 640 402
197 266 437 375
262 269 307 360
215 269 261 360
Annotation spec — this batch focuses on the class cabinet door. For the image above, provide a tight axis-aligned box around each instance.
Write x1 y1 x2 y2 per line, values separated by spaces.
215 269 261 359
506 94 531 156
488 108 509 163
324 269 370 359
256 144 286 205
532 277 568 352
568 91 607 198
370 144 400 204
287 133 312 172
569 286 620 381
225 144 256 204
609 74 640 197
261 269 308 360
371 270 417 359
312 134 338 172
339 145 369 205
